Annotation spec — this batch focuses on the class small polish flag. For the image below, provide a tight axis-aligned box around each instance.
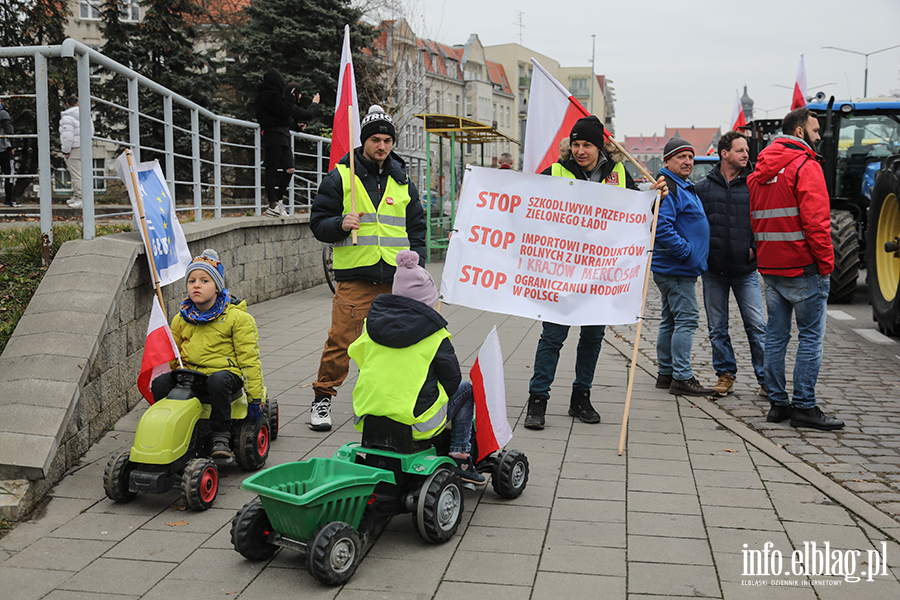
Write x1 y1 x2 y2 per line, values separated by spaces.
731 90 747 131
329 24 361 170
470 327 513 461
522 58 609 174
791 55 807 110
137 296 180 405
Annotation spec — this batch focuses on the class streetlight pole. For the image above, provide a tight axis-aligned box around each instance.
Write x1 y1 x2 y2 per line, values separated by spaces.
822 44 900 98
590 34 596 115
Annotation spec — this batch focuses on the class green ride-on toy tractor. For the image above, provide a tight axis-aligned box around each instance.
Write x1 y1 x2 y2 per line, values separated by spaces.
230 415 529 586
103 368 279 510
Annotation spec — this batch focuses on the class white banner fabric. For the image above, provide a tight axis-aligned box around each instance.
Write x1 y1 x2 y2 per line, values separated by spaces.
441 167 656 326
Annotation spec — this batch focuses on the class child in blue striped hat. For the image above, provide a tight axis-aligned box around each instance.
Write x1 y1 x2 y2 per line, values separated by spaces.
150 249 264 461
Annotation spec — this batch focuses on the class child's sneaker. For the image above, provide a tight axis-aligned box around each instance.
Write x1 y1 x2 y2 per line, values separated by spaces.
211 434 233 461
309 396 332 431
450 454 486 485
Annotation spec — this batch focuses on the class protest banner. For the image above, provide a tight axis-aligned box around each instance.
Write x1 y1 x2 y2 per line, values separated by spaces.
441 166 656 326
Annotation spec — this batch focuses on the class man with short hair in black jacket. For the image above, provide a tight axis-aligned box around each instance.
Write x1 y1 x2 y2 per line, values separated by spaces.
694 130 766 398
307 105 427 431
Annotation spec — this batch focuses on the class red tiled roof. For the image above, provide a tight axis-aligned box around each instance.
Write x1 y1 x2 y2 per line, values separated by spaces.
623 134 667 154
664 127 720 155
486 61 512 94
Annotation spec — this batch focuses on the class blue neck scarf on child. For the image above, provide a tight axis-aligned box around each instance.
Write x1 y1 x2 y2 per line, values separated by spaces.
180 288 230 324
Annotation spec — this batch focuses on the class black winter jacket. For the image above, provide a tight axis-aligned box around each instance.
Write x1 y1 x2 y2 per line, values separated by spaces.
694 162 757 277
365 294 460 415
310 148 427 283
254 69 319 147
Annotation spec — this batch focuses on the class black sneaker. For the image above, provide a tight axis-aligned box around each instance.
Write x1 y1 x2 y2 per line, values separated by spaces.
568 388 600 424
4 201 20 207
524 394 547 430
766 403 793 423
211 435 233 460
450 454 486 485
790 406 844 430
655 373 673 389
669 376 714 397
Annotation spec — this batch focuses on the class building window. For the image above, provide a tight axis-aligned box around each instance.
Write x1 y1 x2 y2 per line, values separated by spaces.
506 106 510 127
456 95 460 116
80 0 100 19
434 91 440 113
120 0 139 21
465 96 472 118
570 77 589 97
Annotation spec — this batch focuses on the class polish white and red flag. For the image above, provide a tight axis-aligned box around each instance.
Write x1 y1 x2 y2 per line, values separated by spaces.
329 24 361 170
523 58 608 174
791 55 807 110
731 90 747 131
470 326 513 461
137 296 180 405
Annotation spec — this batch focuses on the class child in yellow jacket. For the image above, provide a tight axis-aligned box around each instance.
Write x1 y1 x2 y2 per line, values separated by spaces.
151 249 263 460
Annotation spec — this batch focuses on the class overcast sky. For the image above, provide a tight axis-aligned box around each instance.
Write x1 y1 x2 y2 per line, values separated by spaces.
373 0 900 138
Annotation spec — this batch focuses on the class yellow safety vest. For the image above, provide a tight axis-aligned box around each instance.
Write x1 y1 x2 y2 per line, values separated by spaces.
349 325 451 440
551 161 626 187
333 164 411 270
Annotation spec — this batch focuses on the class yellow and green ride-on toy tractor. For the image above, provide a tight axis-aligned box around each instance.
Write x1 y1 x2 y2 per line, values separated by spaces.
103 368 279 510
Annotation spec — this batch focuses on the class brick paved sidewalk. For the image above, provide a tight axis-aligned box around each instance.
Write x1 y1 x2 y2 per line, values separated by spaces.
1 263 899 599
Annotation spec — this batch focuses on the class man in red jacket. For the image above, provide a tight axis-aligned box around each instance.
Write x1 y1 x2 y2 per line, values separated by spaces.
748 107 843 430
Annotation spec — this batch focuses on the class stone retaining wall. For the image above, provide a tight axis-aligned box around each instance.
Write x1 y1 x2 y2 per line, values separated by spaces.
0 215 323 519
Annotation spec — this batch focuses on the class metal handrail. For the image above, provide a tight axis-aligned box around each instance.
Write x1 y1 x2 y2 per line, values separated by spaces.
0 39 333 250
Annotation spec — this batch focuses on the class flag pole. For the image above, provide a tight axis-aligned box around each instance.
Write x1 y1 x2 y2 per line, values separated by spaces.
347 105 359 246
125 150 168 321
605 135 656 183
618 190 663 455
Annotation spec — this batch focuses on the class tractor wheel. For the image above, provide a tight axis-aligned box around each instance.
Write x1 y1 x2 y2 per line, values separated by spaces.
267 399 279 441
306 521 362 585
866 161 900 335
829 209 859 303
103 450 136 503
182 457 218 510
413 468 463 544
234 413 270 471
322 244 336 293
491 450 529 499
231 498 278 561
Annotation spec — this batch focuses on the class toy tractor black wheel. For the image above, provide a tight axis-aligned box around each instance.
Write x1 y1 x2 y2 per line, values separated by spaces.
829 209 859 303
234 413 270 471
306 521 362 585
231 498 278 561
491 450 529 499
322 244 336 293
103 450 136 503
182 457 218 510
267 399 279 441
867 159 900 335
414 468 463 543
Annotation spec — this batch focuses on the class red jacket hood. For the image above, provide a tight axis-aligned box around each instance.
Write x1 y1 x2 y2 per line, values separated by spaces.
752 135 819 183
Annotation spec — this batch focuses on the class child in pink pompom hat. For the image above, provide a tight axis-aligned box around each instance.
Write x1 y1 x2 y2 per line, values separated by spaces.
347 250 485 484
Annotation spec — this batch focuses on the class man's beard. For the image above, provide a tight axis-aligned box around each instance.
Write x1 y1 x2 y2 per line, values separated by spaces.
802 129 818 151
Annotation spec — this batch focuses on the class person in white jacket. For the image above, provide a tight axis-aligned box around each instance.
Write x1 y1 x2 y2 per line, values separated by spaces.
59 95 92 208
